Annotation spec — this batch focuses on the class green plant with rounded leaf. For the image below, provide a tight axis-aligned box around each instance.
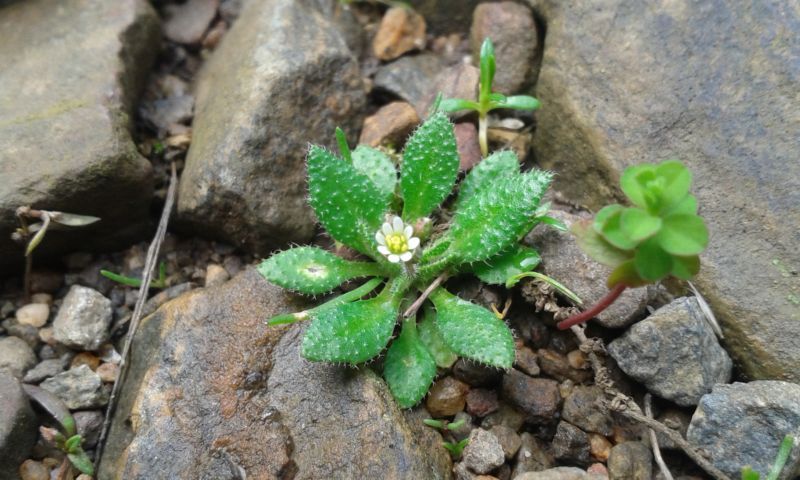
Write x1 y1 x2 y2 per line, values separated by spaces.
259 111 556 407
440 37 542 156
558 160 709 329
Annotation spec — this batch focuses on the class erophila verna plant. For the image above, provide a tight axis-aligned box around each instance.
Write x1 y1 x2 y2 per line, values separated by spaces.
441 37 541 156
558 160 709 329
259 111 554 407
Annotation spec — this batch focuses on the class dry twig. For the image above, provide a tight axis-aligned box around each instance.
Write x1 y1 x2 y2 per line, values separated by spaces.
645 393 674 480
94 162 178 469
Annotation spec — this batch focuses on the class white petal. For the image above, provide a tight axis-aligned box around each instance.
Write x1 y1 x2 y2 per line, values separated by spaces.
378 245 390 255
407 237 420 250
404 225 413 238
400 252 413 262
375 232 386 245
382 222 393 236
392 216 404 232
388 254 401 263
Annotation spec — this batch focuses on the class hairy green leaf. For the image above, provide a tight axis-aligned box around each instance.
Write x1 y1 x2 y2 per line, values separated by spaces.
417 306 458 368
307 145 389 254
400 112 459 221
447 170 551 263
383 319 437 408
258 247 382 295
430 288 514 368
301 279 405 364
657 214 708 256
352 145 397 202
472 245 541 285
456 150 519 209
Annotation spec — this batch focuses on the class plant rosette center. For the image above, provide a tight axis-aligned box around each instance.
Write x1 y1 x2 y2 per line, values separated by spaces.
376 216 420 263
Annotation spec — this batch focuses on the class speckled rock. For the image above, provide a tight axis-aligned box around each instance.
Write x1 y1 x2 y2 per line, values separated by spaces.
562 386 613 436
22 358 66 384
358 101 420 148
502 369 561 424
40 365 108 409
52 285 112 351
0 0 159 271
372 6 426 61
178 0 365 254
406 0 481 34
373 53 444 113
0 336 36 379
515 467 588 480
687 381 800 480
527 0 800 380
99 268 452 479
608 297 732 406
462 428 505 475
524 211 649 328
607 442 652 480
552 421 591 467
0 372 37 478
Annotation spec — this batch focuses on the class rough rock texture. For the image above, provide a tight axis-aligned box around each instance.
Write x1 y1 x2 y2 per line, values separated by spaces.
372 6 426 61
99 268 451 479
527 0 800 380
687 381 800 480
358 101 420 148
502 369 561 424
607 442 652 480
552 421 591 467
561 386 613 436
407 0 482 34
525 211 649 328
462 428 505 475
608 297 732 406
53 285 112 351
163 0 218 45
178 0 365 254
0 372 37 479
515 467 588 480
512 432 555 477
373 53 444 114
0 0 159 272
0 336 37 379
40 365 109 410
470 1 540 94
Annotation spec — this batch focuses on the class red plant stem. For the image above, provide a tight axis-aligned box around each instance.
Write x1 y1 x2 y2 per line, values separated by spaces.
557 284 628 330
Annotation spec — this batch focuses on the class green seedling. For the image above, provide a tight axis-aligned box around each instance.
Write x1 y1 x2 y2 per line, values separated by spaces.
101 261 168 289
12 206 100 301
259 111 556 407
23 385 94 477
441 37 542 156
741 435 796 480
559 160 709 329
423 418 469 458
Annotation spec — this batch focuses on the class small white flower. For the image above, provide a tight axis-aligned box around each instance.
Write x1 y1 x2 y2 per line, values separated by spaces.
375 215 420 263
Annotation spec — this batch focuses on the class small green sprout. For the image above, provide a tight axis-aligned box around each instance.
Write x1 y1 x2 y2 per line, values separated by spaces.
259 111 556 407
741 435 795 480
559 160 709 329
441 37 542 156
423 418 469 458
101 261 169 289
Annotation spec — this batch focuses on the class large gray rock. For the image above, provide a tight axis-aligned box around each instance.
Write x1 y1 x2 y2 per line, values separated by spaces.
524 211 649 328
0 372 37 480
178 0 366 255
528 0 800 380
52 285 112 351
687 381 800 480
0 0 159 271
0 336 36 379
99 268 452 479
608 297 732 406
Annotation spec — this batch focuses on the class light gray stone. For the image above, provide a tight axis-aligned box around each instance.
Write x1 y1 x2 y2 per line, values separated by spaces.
53 285 112 351
0 0 160 272
177 0 365 254
0 336 36 379
527 0 800 380
462 428 505 475
22 358 66 384
687 381 800 480
40 365 108 410
0 372 37 479
607 442 652 480
608 297 732 406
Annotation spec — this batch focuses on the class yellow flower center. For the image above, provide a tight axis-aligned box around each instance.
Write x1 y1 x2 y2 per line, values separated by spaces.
385 233 408 254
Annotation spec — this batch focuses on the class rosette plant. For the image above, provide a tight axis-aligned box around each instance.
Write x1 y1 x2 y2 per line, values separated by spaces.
259 111 554 407
558 160 709 329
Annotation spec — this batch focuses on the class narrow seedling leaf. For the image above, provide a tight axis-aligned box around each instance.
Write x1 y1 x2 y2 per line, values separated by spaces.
383 319 437 408
400 111 459 222
258 246 382 295
430 288 514 368
64 434 82 452
440 98 479 113
494 95 541 111
67 449 94 476
49 212 101 227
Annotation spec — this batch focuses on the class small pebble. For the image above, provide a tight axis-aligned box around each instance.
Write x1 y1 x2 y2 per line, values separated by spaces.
466 388 499 417
205 264 230 287
489 425 522 459
71 352 101 371
16 303 50 327
462 428 505 474
98 343 122 364
515 346 540 377
18 459 49 480
0 336 37 378
30 293 53 306
96 362 118 383
426 376 470 417
589 433 612 462
38 327 55 344
372 6 426 61
567 349 588 370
